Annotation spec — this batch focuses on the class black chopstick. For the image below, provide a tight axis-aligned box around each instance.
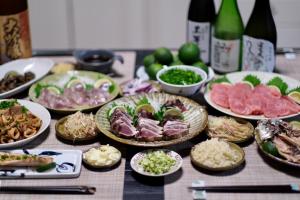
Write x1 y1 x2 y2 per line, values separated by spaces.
0 185 96 194
188 184 300 193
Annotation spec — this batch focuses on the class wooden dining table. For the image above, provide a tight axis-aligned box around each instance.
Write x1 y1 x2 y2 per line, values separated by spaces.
1 49 300 200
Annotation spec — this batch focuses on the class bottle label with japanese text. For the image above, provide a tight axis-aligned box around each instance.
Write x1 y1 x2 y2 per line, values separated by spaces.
242 35 275 72
187 21 210 64
211 37 240 72
0 9 32 64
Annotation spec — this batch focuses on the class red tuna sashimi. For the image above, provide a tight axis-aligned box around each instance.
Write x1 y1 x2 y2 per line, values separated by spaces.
210 83 232 108
228 83 253 115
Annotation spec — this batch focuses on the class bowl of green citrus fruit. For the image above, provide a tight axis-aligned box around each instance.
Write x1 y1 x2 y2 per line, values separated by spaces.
143 42 210 81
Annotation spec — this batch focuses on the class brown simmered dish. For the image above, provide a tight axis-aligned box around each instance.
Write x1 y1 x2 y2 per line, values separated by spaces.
0 71 35 93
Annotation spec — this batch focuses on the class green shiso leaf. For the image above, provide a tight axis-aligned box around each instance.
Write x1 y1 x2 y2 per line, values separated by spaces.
243 74 261 87
108 84 115 93
267 77 288 95
153 106 166 123
288 86 300 94
85 84 94 90
136 97 150 106
208 75 230 89
34 83 63 98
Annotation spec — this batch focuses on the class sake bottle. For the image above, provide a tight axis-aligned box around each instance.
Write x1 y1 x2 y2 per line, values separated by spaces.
187 0 216 65
242 0 277 72
0 0 32 64
211 0 244 73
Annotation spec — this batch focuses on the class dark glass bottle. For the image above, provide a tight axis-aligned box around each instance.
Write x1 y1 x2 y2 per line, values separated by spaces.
0 0 32 64
187 0 215 65
242 0 277 72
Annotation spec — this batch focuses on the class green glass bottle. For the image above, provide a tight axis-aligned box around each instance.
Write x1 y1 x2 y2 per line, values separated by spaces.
211 0 244 73
242 0 277 72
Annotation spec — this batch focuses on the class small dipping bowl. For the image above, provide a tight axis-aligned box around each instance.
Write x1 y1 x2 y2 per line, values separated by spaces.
74 49 124 74
156 65 207 96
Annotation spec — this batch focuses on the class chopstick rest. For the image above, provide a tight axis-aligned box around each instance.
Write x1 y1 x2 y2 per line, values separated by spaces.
0 185 96 194
191 180 206 200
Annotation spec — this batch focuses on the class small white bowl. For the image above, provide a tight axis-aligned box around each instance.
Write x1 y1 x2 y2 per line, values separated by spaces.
156 65 207 96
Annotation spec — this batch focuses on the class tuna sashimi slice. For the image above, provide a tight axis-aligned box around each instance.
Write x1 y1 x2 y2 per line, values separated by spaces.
210 83 232 108
228 83 253 115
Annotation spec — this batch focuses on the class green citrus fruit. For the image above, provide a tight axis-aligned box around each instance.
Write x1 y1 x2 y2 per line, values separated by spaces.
143 54 156 68
146 63 163 80
192 61 209 74
154 47 173 65
178 42 200 65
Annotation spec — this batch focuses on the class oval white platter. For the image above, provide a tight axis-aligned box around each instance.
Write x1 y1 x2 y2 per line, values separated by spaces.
0 99 51 149
204 71 300 120
0 58 54 98
130 149 182 177
136 65 215 83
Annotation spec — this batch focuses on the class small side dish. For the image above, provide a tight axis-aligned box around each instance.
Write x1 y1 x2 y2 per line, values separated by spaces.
120 79 161 96
191 138 245 171
0 100 42 144
130 149 182 176
207 116 254 143
83 145 121 168
255 119 300 166
156 65 207 96
56 111 97 142
0 71 35 93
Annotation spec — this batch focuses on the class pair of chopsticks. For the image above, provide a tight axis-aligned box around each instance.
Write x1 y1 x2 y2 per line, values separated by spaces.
0 185 96 194
188 184 300 193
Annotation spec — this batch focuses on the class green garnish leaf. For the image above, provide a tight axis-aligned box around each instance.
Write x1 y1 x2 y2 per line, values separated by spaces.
34 83 63 98
136 97 150 106
153 106 166 123
108 84 115 93
288 86 300 94
21 106 29 113
85 84 94 90
124 104 135 117
243 74 261 87
36 162 56 173
106 102 118 118
208 75 230 89
0 99 18 109
267 77 288 95
262 141 280 157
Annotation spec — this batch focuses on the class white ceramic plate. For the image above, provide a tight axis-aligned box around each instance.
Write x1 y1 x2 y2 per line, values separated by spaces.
136 66 215 83
204 71 300 120
0 99 51 149
0 149 82 178
0 58 54 98
130 149 182 177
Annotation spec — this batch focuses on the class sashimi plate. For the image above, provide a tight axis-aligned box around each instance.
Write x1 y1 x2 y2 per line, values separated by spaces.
95 93 208 147
204 71 300 120
0 149 82 178
29 70 120 114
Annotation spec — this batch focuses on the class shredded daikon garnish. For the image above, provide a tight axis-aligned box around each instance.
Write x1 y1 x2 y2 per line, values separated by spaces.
63 111 97 140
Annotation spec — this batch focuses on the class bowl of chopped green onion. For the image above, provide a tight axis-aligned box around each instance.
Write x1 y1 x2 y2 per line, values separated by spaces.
156 65 207 96
130 149 182 177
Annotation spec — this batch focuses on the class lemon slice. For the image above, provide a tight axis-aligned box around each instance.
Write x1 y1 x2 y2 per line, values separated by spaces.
163 108 183 118
288 91 300 104
268 85 281 94
46 86 61 94
135 104 155 114
66 79 85 89
94 79 111 88
290 121 300 130
241 81 254 89
108 105 127 118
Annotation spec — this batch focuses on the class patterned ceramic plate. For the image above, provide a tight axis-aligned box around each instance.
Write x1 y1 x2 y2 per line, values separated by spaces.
0 149 82 178
95 93 208 147
28 70 120 114
130 149 182 177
